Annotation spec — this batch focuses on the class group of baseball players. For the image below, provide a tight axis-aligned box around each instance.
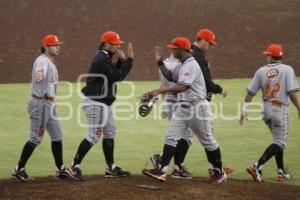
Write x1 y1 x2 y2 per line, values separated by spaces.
10 28 300 184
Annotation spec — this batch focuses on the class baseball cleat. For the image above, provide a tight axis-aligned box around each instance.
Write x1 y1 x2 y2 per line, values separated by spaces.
54 166 70 179
171 167 194 179
150 154 161 169
208 167 233 178
11 167 33 182
246 165 262 183
142 168 167 182
276 169 292 181
67 164 84 181
105 166 130 178
207 169 227 184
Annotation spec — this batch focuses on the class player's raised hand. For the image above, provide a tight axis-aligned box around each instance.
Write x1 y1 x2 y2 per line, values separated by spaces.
154 46 163 62
127 42 134 59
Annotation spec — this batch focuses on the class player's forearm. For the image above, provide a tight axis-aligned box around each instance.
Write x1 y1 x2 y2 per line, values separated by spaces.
289 92 300 112
156 84 188 94
157 60 173 81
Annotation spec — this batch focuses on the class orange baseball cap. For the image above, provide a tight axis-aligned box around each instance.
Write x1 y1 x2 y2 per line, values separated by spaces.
100 31 124 45
263 44 283 57
167 37 191 50
196 28 217 46
42 34 62 46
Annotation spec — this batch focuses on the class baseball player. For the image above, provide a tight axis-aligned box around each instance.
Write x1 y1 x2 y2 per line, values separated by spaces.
11 35 69 181
150 29 233 179
143 37 227 183
67 31 133 181
240 44 300 182
150 52 194 179
191 28 232 177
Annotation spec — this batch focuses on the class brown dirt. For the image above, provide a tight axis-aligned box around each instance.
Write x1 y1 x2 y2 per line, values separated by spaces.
0 0 299 83
1 176 300 200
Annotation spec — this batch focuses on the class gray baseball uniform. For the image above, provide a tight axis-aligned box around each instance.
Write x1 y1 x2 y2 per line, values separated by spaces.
248 62 300 148
164 56 219 151
28 54 63 145
82 97 116 144
159 57 192 144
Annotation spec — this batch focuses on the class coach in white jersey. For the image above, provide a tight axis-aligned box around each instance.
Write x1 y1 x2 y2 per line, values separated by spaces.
143 37 227 183
11 35 69 181
240 44 300 183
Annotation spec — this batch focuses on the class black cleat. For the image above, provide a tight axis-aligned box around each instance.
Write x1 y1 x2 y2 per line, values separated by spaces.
105 166 130 178
67 164 84 181
171 167 194 179
207 169 227 184
54 166 70 180
11 167 33 182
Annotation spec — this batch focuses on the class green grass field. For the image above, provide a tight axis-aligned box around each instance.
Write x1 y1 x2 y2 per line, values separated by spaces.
0 79 299 185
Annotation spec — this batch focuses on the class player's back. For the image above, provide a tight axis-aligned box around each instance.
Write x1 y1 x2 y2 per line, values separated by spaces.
256 62 298 105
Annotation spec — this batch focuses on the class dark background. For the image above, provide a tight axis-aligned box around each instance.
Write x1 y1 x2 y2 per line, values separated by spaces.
0 0 299 83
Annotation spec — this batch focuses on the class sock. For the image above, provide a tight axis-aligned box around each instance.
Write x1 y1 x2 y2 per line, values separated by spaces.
17 141 37 170
73 139 93 166
102 138 114 168
205 148 223 172
205 149 214 164
51 141 63 170
257 143 282 169
160 144 176 170
275 149 284 171
173 139 190 167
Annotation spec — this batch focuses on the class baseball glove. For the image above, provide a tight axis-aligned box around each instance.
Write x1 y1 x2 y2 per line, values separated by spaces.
138 92 159 117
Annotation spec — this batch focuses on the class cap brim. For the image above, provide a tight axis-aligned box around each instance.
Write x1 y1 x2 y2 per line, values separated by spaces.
262 51 269 55
209 40 217 46
110 40 124 45
166 44 179 49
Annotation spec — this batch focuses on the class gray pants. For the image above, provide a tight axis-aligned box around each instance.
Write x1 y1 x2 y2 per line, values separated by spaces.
82 98 116 145
164 100 219 151
28 98 63 145
162 101 193 144
262 102 289 149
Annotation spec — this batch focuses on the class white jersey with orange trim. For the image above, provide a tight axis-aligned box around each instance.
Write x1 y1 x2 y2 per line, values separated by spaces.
31 54 58 98
248 62 299 106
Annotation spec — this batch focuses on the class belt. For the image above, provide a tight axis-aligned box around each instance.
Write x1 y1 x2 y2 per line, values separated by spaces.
180 101 194 108
271 101 282 107
32 95 54 101
165 99 178 103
